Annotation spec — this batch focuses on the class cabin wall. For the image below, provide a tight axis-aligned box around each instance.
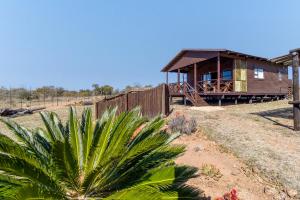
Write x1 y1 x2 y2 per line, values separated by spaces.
246 59 290 94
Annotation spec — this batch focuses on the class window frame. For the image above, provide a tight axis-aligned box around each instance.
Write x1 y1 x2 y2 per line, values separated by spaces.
222 70 232 80
254 68 264 79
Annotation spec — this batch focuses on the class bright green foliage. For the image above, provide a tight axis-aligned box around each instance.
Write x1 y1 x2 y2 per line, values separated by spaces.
0 107 201 199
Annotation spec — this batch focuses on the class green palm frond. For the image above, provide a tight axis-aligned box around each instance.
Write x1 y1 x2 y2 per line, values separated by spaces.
0 107 202 199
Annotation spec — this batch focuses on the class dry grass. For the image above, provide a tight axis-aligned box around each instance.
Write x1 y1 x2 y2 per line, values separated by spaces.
201 164 223 181
172 100 300 194
0 105 95 134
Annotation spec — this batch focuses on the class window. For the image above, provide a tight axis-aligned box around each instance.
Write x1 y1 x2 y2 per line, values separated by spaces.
203 73 211 81
278 70 282 81
222 70 232 80
254 68 264 79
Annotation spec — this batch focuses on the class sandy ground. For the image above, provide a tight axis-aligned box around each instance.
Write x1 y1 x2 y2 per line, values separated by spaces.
174 133 274 200
170 100 300 199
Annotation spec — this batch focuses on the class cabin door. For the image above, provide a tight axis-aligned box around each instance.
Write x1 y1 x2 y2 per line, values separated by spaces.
234 59 247 92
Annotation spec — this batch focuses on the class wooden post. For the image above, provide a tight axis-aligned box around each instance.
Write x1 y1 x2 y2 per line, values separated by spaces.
177 69 180 92
292 51 300 131
217 53 221 92
166 72 169 85
162 84 166 116
125 93 129 111
194 63 197 91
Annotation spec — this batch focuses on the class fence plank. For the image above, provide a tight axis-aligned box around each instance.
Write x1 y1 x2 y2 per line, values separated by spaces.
95 84 169 118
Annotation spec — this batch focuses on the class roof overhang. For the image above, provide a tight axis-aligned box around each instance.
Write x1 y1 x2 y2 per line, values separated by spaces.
161 49 270 72
271 48 300 67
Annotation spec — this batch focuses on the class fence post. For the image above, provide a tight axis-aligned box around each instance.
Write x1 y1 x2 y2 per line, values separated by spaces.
9 88 12 108
29 88 32 108
125 93 129 111
43 88 46 107
162 84 166 116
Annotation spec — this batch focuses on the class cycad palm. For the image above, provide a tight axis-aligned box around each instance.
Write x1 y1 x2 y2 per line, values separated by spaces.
0 107 201 199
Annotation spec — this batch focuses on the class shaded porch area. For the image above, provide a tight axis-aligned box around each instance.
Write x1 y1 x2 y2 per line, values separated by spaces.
167 56 236 96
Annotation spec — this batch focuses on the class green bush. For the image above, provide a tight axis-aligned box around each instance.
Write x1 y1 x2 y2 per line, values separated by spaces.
0 107 201 199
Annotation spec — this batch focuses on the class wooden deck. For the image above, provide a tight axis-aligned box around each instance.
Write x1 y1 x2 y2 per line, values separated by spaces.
168 82 287 106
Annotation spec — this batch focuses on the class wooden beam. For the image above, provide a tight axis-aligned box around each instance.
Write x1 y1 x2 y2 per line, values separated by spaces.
217 53 221 92
194 63 197 91
292 51 300 131
177 69 180 88
166 72 169 84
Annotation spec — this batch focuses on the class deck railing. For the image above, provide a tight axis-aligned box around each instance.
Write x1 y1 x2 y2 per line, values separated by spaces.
168 79 234 95
198 79 233 93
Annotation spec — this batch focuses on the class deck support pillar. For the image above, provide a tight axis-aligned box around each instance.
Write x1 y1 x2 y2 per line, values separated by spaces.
218 98 222 106
194 63 198 98
292 51 300 131
217 53 221 92
166 72 169 85
249 96 253 104
177 69 180 89
235 98 238 105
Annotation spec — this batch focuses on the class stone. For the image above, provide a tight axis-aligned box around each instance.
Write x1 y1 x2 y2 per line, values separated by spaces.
193 144 204 152
264 186 278 196
231 168 241 176
252 166 259 173
286 188 298 198
273 192 287 200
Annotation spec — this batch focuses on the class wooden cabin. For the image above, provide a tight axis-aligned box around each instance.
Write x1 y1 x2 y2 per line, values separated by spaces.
161 49 291 106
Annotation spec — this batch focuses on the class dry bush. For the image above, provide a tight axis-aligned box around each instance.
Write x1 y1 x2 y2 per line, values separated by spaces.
168 114 197 135
201 164 223 181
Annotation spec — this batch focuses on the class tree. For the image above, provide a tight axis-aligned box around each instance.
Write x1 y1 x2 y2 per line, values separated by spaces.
100 85 113 95
17 88 32 100
0 107 201 199
79 89 92 97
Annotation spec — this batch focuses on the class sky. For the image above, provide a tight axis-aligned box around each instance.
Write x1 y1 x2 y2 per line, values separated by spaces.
0 0 299 91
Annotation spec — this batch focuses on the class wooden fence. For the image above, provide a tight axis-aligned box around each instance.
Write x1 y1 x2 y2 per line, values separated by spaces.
95 84 169 118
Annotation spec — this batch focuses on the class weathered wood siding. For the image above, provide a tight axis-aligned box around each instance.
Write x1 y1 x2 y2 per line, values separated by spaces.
246 59 290 94
95 84 169 119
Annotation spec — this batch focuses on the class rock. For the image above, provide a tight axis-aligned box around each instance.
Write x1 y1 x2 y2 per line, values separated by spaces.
252 166 259 173
193 144 204 152
231 168 241 176
286 188 298 198
264 186 278 196
273 192 287 200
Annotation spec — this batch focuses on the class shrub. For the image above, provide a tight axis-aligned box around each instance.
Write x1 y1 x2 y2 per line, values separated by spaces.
0 107 201 199
168 114 198 135
201 164 223 181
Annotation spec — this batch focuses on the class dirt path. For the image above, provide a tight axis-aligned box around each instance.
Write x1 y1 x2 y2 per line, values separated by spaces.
174 133 274 200
170 100 300 199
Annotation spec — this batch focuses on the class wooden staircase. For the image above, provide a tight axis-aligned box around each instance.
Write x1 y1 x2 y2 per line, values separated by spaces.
182 82 208 106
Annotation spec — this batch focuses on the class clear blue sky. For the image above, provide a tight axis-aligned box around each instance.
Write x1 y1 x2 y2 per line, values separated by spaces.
0 0 299 90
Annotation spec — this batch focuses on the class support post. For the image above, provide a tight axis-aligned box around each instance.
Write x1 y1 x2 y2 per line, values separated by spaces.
218 98 222 106
194 63 197 91
235 98 238 105
249 97 253 104
177 69 180 92
217 53 221 92
292 51 300 131
166 72 169 85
